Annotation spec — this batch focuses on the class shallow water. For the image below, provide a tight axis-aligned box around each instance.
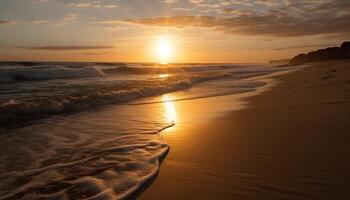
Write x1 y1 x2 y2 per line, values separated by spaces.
0 62 291 199
0 102 171 199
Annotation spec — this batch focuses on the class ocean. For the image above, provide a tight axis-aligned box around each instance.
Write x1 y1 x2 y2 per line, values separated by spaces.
0 62 291 199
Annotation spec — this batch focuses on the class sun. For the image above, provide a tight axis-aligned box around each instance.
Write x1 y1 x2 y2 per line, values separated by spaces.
155 36 173 64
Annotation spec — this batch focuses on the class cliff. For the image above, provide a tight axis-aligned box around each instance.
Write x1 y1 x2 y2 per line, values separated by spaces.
289 42 350 66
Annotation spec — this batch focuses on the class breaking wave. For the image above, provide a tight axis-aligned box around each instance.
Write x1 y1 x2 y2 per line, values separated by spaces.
0 62 291 126
0 73 229 126
0 65 105 83
0 62 265 83
0 61 293 199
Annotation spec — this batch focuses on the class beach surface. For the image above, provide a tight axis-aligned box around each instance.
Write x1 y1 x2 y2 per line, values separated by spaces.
138 60 350 200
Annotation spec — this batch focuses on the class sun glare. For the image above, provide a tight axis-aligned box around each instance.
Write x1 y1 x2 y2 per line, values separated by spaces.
159 74 169 78
155 36 173 64
162 95 177 123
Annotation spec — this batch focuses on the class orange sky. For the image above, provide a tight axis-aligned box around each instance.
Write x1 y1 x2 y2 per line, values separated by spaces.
0 0 348 63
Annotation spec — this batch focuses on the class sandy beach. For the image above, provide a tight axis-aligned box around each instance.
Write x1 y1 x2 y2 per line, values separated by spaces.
1 1 350 199
139 60 350 199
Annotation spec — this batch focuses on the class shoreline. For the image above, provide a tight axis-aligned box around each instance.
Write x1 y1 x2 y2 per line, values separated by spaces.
0 63 292 200
138 60 350 199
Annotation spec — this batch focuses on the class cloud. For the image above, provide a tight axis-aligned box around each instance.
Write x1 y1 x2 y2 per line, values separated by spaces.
28 14 76 26
163 0 178 3
123 16 217 28
66 1 118 9
0 20 16 25
33 0 49 3
189 0 205 4
274 44 334 50
17 45 115 51
50 14 78 26
255 0 278 6
91 20 121 25
172 7 191 11
121 1 350 38
77 51 115 55
69 2 92 8
32 20 50 24
63 14 77 21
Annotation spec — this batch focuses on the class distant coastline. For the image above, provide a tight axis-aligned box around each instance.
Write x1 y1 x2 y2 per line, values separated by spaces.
269 59 290 65
288 41 350 66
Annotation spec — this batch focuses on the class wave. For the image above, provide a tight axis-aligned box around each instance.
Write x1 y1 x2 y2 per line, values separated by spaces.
0 65 105 83
0 62 291 127
101 65 244 75
0 126 170 200
0 64 288 198
0 63 219 83
130 80 267 105
0 62 282 83
0 73 230 126
101 64 288 76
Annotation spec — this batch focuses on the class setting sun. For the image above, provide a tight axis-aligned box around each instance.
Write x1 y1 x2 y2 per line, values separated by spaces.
155 36 173 64
1 1 350 200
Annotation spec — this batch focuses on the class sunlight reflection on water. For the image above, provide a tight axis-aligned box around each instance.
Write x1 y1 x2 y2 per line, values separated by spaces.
159 73 170 78
162 94 177 124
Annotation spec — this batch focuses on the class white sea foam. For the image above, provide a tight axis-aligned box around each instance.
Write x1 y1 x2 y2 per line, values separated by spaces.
0 64 285 144
0 104 170 199
0 62 292 199
0 64 291 126
0 73 230 125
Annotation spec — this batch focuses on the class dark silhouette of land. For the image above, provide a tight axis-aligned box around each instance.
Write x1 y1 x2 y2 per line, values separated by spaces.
289 41 350 65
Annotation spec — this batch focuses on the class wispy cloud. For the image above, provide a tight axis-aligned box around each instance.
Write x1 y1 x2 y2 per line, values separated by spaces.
33 0 49 4
62 14 77 22
51 14 78 26
274 44 335 51
29 14 77 26
67 1 118 9
69 2 92 8
163 0 178 4
172 7 191 12
190 0 205 4
17 45 115 51
32 20 50 24
120 0 350 38
91 20 122 25
114 0 350 37
77 51 115 55
0 20 16 25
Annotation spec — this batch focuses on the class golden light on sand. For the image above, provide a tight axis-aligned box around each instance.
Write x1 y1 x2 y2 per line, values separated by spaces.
159 74 169 78
155 36 173 64
162 95 177 123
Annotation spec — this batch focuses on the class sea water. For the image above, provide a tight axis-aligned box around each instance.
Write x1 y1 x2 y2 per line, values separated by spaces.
0 62 290 199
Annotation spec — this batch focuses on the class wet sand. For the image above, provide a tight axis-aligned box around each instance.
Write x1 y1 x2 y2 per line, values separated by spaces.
138 60 350 199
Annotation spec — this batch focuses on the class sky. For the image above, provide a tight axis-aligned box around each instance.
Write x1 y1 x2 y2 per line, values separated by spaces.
0 0 349 63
